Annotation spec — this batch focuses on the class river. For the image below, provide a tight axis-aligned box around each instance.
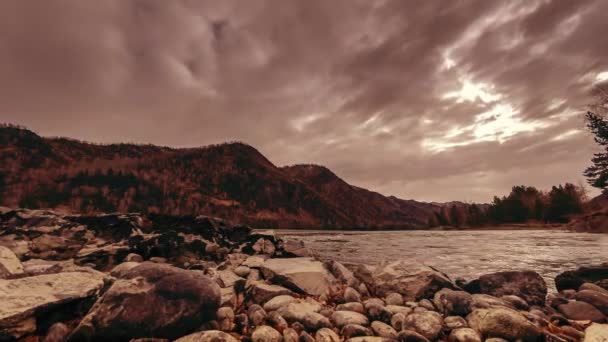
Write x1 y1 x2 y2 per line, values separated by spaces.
272 229 608 290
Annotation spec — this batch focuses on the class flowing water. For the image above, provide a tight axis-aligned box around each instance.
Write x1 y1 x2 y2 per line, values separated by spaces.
271 229 608 290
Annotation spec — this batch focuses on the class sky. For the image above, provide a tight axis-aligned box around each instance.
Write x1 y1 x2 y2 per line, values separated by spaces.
1 0 607 202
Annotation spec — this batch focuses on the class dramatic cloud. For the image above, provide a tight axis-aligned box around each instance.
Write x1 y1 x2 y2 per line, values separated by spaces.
1 0 607 202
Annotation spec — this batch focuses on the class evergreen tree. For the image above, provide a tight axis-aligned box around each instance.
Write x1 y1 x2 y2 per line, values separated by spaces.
584 86 608 191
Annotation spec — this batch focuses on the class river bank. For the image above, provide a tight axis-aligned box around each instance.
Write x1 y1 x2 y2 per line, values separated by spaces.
1 208 607 341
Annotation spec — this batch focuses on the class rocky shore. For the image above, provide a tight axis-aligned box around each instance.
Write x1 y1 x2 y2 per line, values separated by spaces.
1 208 607 342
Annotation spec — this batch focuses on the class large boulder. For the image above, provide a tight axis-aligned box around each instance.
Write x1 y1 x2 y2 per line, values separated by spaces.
433 288 473 316
260 257 336 296
466 307 540 342
69 262 221 341
0 246 24 278
555 263 608 291
356 260 455 300
0 271 108 340
465 271 547 306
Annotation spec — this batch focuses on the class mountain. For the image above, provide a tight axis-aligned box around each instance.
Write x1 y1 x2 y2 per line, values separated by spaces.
0 124 444 229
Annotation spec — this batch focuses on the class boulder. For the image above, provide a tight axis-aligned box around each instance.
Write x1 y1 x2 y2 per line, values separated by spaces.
385 292 404 306
174 330 238 342
0 246 24 278
356 260 454 300
247 281 294 304
346 338 396 342
283 328 299 342
397 330 431 342
584 323 608 342
557 301 606 322
444 316 468 330
277 300 331 330
109 261 140 278
371 321 398 339
555 263 608 291
264 295 298 311
70 262 221 341
466 307 541 342
344 287 362 302
0 271 107 340
260 257 336 296
401 311 444 341
251 325 281 342
283 239 314 257
325 260 359 287
468 271 547 306
433 288 473 316
448 328 481 342
470 294 509 309
341 324 373 339
332 311 369 328
315 327 341 342
575 289 608 315
337 302 365 314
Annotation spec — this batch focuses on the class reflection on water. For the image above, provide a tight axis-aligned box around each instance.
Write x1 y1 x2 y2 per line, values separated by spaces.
272 229 608 290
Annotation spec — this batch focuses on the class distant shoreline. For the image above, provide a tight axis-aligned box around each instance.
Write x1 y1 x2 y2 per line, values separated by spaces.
258 223 567 232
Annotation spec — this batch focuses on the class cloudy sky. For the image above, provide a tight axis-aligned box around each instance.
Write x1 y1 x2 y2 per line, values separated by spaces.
1 0 607 202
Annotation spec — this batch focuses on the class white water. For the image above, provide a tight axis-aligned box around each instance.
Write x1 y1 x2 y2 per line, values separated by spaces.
273 229 608 290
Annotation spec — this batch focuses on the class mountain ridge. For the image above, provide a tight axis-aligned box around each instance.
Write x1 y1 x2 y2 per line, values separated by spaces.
1 124 452 229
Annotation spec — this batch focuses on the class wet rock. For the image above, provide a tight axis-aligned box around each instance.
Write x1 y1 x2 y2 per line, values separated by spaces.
584 323 608 342
444 316 468 330
364 298 385 307
217 307 235 331
260 257 336 296
251 325 281 342
332 310 369 328
341 324 373 339
42 322 71 342
268 311 289 332
248 281 294 303
0 271 107 340
401 311 444 341
264 295 298 311
337 302 365 314
344 287 362 302
371 321 398 339
234 265 251 277
433 288 473 316
385 292 404 306
175 330 238 342
0 246 24 278
356 260 454 301
468 271 547 306
466 307 541 342
448 328 481 342
283 327 299 342
397 330 431 342
557 301 606 322
70 262 221 341
315 328 341 342
125 253 143 262
575 289 608 315
325 260 359 287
